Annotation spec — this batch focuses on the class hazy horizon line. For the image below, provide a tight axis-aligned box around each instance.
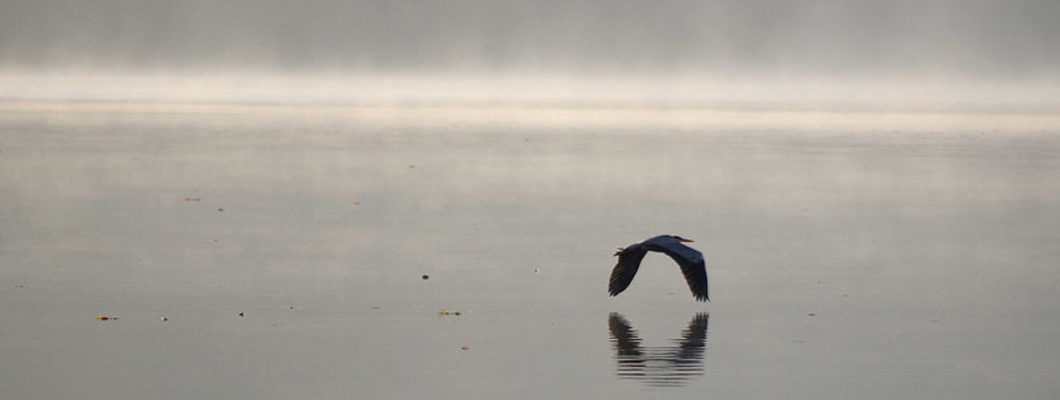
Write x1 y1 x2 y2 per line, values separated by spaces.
3 70 1060 111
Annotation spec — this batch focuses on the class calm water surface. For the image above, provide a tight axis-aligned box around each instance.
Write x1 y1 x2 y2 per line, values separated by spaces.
2 104 1059 399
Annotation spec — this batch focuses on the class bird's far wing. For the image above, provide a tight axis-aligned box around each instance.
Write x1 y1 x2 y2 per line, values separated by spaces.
609 247 647 297
658 243 709 301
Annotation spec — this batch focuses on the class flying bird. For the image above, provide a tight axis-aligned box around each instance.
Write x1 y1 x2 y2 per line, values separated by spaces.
609 235 709 301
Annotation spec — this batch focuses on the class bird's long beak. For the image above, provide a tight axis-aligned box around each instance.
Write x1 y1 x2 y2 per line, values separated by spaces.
681 238 695 243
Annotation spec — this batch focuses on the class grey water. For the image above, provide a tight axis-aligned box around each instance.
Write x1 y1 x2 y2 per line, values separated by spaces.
2 103 1059 399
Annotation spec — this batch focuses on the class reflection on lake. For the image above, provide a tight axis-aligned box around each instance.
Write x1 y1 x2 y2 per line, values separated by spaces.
3 103 1060 399
609 312 710 387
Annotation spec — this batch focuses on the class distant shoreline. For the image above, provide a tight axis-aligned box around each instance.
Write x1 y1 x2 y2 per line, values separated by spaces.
3 71 1059 114
3 99 1059 134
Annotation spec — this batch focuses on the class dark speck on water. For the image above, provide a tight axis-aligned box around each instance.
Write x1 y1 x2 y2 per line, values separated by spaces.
421 274 429 280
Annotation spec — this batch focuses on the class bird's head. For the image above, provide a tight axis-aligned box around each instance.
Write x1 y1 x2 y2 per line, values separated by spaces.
671 235 695 243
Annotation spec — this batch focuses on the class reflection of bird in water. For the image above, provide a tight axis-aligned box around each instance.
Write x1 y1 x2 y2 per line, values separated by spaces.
609 235 709 301
608 313 710 387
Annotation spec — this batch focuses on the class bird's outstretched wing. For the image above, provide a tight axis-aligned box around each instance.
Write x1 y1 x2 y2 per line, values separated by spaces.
655 242 709 301
609 246 648 297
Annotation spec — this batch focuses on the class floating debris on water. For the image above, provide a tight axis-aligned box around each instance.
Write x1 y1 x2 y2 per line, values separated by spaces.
808 313 817 317
96 316 118 321
217 208 224 212
184 197 201 202
161 316 168 322
461 345 469 351
238 312 244 318
289 306 295 310
533 267 541 275
421 274 429 280
438 310 462 316
371 306 381 310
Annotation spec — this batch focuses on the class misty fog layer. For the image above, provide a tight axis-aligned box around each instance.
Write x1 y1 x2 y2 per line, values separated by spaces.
3 0 1058 77
1 1 1058 104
